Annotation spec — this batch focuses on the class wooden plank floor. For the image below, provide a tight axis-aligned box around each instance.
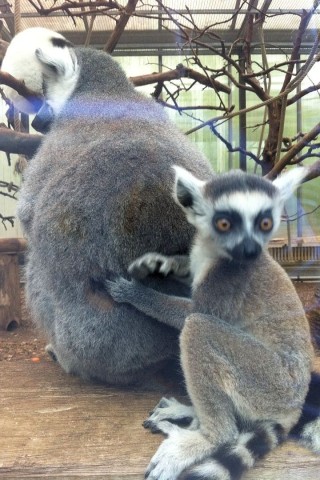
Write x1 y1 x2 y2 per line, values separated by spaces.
1 358 320 480
1 288 320 479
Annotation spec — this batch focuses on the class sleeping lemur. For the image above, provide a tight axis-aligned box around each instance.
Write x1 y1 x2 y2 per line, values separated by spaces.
105 166 316 480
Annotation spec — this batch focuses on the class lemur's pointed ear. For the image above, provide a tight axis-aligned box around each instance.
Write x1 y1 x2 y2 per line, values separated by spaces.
173 166 206 224
272 167 308 203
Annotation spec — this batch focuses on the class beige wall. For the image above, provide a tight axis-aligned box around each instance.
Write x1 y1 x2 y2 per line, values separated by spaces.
0 149 23 239
0 93 24 239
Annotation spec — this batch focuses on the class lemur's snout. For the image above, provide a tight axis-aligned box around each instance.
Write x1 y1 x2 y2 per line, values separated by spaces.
230 237 262 261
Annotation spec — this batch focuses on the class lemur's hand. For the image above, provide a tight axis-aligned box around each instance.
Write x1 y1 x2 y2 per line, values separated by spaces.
105 276 142 304
104 277 134 303
128 252 190 280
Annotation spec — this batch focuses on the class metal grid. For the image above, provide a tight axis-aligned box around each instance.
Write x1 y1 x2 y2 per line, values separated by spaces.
0 1 319 52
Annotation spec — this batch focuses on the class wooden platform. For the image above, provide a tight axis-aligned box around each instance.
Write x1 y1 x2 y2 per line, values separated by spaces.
1 358 319 480
1 288 320 479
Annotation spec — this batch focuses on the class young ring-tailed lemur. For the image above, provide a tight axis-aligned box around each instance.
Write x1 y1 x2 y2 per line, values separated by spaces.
105 167 316 480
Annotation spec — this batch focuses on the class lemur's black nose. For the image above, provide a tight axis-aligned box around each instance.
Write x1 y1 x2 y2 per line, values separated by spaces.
231 238 262 261
243 238 261 259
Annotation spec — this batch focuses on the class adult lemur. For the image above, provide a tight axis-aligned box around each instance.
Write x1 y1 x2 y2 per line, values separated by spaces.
2 28 212 385
105 167 316 479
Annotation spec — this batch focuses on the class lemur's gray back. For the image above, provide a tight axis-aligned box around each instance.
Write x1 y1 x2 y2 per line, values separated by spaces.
15 30 212 385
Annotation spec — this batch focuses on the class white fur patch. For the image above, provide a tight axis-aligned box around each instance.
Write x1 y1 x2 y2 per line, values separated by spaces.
214 191 275 231
173 165 208 225
230 433 255 468
188 459 231 480
273 168 307 202
190 234 229 288
146 397 198 430
145 427 213 480
1 27 75 113
300 418 320 453
35 41 79 115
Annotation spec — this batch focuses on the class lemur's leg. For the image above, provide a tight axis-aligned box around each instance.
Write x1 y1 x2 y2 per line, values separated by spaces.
105 276 191 331
128 252 191 285
144 312 299 480
181 313 305 438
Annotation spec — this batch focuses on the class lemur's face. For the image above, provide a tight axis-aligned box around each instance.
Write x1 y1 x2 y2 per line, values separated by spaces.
173 166 306 264
207 188 279 262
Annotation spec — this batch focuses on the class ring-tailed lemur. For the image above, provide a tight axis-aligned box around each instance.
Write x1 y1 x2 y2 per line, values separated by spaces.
105 167 315 479
3 28 212 385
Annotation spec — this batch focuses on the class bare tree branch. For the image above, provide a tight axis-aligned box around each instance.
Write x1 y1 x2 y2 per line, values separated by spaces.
280 1 320 92
27 0 120 16
0 213 15 229
0 126 42 156
130 65 230 94
210 122 262 165
266 123 320 179
304 158 320 182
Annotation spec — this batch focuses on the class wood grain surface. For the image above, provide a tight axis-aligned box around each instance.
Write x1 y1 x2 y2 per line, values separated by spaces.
0 358 320 479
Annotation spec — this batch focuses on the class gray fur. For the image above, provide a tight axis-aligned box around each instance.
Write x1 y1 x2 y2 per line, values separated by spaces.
16 29 212 386
106 168 314 479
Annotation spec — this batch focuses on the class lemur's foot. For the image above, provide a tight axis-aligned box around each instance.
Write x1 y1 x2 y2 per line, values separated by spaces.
145 423 212 480
299 418 320 453
128 253 190 280
143 397 199 433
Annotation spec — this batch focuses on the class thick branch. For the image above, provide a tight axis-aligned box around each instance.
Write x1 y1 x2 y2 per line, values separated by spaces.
241 10 270 102
130 65 231 94
0 126 42 156
0 72 43 110
104 0 139 53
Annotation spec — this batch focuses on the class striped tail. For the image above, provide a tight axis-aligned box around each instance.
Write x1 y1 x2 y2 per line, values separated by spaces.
290 371 320 453
178 421 285 480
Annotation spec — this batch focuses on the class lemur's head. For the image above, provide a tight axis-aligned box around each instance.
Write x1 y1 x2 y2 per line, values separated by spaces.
1 27 78 132
173 166 307 263
1 28 78 113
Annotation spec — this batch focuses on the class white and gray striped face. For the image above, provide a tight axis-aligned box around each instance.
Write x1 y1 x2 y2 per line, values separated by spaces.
173 166 307 263
208 189 279 261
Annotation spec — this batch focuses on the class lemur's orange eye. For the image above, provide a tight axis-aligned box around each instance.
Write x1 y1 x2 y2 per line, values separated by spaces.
260 217 273 232
215 218 231 232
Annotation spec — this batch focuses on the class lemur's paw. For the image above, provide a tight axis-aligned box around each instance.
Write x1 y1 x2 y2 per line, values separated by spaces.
128 252 171 279
145 424 209 480
144 397 197 432
128 253 189 280
104 276 133 303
